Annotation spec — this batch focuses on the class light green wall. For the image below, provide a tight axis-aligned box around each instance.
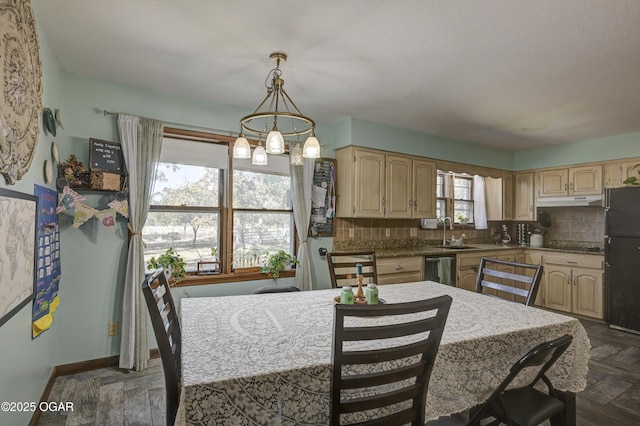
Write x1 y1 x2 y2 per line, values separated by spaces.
0 13 64 424
514 132 640 170
349 118 515 170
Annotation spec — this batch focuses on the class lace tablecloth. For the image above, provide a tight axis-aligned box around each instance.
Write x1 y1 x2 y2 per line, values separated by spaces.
179 281 590 425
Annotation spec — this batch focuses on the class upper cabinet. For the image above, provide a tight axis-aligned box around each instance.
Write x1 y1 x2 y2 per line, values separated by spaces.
537 165 602 197
603 160 640 188
485 172 514 221
336 147 436 218
514 172 535 220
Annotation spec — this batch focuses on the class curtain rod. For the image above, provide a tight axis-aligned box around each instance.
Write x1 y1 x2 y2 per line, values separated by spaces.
101 109 239 137
101 109 327 149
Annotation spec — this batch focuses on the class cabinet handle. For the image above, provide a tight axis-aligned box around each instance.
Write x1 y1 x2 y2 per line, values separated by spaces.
381 197 385 206
409 200 413 207
395 264 405 271
529 205 533 211
564 183 567 191
567 261 577 264
573 277 577 285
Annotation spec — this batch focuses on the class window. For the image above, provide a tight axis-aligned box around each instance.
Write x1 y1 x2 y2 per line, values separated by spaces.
232 163 293 269
143 129 295 281
436 171 474 224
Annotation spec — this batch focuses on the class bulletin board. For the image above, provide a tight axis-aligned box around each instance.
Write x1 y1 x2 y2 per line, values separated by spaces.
309 158 336 237
32 185 61 338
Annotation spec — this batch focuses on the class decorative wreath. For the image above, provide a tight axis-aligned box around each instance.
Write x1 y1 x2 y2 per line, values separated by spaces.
0 0 42 184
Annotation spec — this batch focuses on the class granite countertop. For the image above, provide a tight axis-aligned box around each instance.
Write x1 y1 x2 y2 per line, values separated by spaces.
335 243 604 258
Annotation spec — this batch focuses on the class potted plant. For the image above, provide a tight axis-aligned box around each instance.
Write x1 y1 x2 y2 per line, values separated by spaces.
456 214 470 226
261 250 299 280
147 247 187 283
623 163 640 186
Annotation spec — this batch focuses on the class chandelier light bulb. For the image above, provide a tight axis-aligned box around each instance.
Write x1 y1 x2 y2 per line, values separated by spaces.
252 142 268 165
290 142 304 166
233 136 251 159
266 128 285 154
302 135 321 158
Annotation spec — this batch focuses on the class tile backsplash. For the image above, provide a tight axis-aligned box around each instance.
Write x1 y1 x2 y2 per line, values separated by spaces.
535 207 605 247
333 206 605 249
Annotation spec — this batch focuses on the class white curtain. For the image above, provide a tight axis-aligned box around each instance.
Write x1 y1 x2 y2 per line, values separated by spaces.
290 158 315 291
118 115 164 370
473 175 488 229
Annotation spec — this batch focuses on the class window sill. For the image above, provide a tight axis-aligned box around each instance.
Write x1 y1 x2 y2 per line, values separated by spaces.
172 269 296 287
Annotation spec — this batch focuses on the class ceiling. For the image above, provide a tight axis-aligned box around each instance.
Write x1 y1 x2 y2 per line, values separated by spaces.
32 0 640 151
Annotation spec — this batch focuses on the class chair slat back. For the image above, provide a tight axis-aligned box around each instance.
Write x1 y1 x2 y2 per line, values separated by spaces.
142 269 181 426
475 257 543 306
331 296 452 426
327 252 378 289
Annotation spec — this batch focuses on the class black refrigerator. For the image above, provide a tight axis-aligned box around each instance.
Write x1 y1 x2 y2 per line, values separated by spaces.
605 187 640 333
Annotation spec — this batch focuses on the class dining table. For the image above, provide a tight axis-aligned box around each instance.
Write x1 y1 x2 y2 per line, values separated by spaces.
177 281 590 425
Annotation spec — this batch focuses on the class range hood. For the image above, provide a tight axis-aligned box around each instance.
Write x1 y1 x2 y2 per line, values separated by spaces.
536 195 603 207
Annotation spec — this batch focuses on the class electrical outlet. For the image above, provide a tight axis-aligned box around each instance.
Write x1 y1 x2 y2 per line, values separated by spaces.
108 321 119 336
348 228 354 238
385 228 391 237
410 227 418 237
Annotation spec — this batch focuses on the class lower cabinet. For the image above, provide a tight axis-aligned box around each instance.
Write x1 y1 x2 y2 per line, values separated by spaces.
456 250 519 298
542 254 604 319
377 256 423 284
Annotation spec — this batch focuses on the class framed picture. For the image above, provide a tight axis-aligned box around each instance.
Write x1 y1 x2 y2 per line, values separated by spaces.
0 188 38 328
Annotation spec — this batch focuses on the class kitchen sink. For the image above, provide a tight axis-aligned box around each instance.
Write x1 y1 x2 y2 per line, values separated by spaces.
436 245 478 250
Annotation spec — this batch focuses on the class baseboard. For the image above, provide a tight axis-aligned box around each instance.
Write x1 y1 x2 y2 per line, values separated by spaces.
29 349 160 426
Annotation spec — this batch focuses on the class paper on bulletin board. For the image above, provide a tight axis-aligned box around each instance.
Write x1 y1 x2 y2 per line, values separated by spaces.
32 185 61 338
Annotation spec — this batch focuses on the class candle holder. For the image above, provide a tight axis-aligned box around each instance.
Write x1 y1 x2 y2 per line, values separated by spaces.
356 274 365 301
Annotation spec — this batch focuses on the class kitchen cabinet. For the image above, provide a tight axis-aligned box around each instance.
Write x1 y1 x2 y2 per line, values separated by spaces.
455 250 519 295
524 250 544 306
603 160 640 188
537 165 602 197
377 256 422 285
336 147 436 218
542 253 603 319
485 172 513 221
514 172 535 220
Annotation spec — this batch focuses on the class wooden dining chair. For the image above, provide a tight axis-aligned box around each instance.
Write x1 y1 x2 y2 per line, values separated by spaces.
474 257 543 306
468 334 574 426
326 251 378 289
330 295 453 426
141 268 181 426
253 285 300 294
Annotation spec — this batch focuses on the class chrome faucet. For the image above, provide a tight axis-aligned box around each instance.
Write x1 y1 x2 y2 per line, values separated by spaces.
442 217 453 246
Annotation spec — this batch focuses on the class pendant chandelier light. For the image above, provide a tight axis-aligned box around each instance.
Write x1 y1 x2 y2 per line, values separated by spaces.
233 52 321 165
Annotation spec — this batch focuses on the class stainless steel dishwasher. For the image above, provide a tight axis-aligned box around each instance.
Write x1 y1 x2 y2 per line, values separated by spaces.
423 254 456 286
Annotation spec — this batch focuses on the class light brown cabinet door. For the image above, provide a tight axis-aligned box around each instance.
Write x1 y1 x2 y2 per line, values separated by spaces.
514 172 535 220
413 159 437 218
385 155 413 218
572 268 603 319
538 169 568 197
354 149 385 217
457 267 479 292
544 266 572 313
604 161 640 188
569 165 602 196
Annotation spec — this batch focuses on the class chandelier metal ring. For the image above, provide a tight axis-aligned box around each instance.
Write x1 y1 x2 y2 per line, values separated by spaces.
239 112 315 138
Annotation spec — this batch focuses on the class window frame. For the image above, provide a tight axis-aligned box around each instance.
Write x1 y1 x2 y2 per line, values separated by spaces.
144 127 296 286
436 171 475 226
